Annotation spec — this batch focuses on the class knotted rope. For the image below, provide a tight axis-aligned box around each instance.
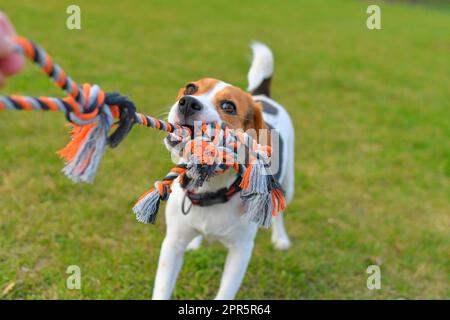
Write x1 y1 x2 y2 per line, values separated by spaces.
134 122 286 227
0 36 285 228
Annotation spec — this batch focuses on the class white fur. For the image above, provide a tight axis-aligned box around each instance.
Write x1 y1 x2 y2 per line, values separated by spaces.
153 43 294 300
253 94 295 195
167 81 230 125
247 41 274 92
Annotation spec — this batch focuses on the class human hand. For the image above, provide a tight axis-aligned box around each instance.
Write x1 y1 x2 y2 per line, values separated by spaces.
0 12 24 87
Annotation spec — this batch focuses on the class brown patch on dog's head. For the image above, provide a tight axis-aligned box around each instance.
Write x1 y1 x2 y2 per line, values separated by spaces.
213 86 267 141
171 78 269 144
176 78 219 100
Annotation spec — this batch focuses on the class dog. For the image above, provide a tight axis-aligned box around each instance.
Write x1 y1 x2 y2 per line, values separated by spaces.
152 42 295 300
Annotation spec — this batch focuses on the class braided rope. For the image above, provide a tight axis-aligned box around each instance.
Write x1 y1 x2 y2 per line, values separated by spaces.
1 37 107 123
0 36 285 228
132 121 285 227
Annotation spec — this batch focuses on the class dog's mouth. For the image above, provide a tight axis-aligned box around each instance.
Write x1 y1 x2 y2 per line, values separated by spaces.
175 115 204 127
174 119 218 131
165 134 183 148
165 120 223 147
173 108 221 127
175 118 195 128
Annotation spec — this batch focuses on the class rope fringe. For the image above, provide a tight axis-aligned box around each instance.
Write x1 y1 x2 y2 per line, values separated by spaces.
133 187 162 224
60 112 112 183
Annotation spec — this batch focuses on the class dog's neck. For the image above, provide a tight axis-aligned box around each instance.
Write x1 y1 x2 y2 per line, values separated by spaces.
189 169 238 193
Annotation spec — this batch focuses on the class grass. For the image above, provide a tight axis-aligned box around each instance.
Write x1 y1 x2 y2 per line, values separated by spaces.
0 0 449 299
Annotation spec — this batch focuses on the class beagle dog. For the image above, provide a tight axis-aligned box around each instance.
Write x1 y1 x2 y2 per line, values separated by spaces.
153 42 295 300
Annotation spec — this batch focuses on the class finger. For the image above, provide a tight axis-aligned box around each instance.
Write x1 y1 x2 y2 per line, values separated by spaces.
0 51 24 75
0 36 14 58
0 12 16 35
0 70 5 87
0 12 17 57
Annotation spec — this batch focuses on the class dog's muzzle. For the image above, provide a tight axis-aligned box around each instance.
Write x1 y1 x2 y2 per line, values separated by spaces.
178 95 203 116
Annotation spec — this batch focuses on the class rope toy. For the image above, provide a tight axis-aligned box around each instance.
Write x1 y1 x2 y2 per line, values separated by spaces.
0 36 285 228
0 37 139 183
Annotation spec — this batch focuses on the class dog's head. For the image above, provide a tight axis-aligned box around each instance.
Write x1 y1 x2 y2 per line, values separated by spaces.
168 78 266 134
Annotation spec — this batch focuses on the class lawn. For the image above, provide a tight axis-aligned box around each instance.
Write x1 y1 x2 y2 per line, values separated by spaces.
0 0 449 299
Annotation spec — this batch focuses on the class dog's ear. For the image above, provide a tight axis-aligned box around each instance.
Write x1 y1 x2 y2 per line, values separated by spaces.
176 87 185 100
251 100 265 132
249 99 271 146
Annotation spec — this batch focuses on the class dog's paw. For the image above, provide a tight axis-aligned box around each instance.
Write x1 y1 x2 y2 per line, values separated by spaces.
186 236 203 251
272 236 291 251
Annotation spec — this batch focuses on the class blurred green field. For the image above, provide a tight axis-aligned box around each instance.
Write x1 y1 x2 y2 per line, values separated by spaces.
0 0 449 299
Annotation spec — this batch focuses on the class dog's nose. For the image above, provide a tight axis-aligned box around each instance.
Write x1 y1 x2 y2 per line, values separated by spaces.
178 96 203 116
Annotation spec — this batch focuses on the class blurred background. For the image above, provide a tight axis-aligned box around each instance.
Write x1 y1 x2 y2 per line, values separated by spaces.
0 0 448 299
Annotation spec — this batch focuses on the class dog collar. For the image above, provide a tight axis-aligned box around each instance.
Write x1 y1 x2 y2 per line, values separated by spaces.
181 176 242 214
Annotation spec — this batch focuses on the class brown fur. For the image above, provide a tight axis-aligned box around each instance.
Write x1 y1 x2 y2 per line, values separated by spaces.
213 86 269 144
176 78 219 100
176 78 269 145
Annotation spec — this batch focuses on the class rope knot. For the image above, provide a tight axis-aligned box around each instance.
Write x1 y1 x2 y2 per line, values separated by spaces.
61 83 107 125
185 138 218 166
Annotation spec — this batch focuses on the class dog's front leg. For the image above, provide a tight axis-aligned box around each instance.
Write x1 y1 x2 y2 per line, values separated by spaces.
152 233 195 300
215 242 254 300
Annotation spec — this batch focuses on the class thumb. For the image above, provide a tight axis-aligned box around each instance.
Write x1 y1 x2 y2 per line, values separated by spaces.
0 12 16 57
0 12 24 76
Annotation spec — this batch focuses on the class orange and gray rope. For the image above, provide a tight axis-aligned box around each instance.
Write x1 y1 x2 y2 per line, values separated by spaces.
0 36 285 228
133 122 285 227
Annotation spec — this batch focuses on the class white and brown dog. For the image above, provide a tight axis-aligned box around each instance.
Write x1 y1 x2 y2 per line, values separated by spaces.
153 42 295 300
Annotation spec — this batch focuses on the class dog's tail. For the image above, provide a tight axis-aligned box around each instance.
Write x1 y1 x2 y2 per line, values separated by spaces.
247 41 274 97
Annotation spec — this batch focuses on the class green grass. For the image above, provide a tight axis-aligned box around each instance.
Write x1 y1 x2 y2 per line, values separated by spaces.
0 0 449 299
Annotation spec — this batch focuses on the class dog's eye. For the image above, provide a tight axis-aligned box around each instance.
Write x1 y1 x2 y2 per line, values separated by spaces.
185 83 198 95
220 101 237 115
